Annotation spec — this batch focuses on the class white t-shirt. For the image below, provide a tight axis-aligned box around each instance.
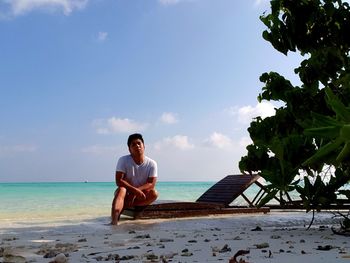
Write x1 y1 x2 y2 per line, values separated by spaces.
116 155 158 187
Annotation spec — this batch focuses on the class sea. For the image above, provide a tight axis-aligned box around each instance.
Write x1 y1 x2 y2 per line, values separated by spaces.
0 181 262 224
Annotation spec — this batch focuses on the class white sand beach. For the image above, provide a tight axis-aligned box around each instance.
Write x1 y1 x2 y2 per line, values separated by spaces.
1 211 349 263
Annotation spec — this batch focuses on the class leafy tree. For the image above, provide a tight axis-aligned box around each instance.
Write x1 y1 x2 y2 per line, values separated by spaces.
239 0 350 216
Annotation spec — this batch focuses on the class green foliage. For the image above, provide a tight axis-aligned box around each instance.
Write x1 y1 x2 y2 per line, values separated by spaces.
295 176 337 212
303 87 350 165
240 0 350 209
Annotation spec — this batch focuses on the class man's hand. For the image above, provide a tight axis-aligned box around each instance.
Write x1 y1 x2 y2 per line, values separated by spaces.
134 188 146 200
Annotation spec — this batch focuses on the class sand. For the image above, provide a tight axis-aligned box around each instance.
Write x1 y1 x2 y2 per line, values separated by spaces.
0 211 349 262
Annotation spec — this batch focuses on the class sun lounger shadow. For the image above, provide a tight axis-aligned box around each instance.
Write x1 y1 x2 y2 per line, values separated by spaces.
122 174 270 219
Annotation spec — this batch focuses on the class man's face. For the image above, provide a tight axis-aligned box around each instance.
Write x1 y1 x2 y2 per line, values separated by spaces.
129 139 145 156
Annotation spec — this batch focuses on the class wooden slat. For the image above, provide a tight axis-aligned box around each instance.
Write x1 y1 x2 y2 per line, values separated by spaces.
126 201 224 211
130 207 270 219
196 174 259 205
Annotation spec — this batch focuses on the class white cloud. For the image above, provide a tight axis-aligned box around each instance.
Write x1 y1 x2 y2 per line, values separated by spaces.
0 144 37 156
230 101 276 124
97 31 108 42
154 135 194 150
204 132 233 149
93 117 147 134
2 0 88 16
160 112 178 124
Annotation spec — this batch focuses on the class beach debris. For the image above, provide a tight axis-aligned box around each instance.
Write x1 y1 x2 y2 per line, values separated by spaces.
219 244 231 253
160 252 178 259
43 251 57 258
228 249 250 263
204 238 211 242
251 226 262 231
135 234 151 239
159 238 174 242
286 240 295 244
38 242 77 258
254 242 269 249
78 238 87 242
127 246 140 250
94 254 118 261
49 253 68 263
2 254 27 263
339 247 347 254
1 248 27 263
331 226 350 236
0 248 26 263
127 246 141 249
2 236 18 242
93 255 104 261
316 245 335 251
233 236 243 240
181 250 193 257
145 253 158 260
122 255 136 260
188 239 197 243
270 235 281 239
211 244 232 253
160 252 177 260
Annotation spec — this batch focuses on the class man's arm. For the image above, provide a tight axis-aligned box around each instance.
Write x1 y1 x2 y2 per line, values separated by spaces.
138 177 157 192
115 171 146 199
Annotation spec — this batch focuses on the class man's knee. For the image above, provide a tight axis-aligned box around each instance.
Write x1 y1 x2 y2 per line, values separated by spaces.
148 189 158 200
114 187 127 200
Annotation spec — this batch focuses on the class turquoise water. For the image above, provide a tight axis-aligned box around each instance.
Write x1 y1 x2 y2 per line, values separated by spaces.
0 181 219 222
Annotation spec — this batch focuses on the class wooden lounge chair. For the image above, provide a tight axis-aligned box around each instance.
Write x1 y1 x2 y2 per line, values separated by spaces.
122 174 270 219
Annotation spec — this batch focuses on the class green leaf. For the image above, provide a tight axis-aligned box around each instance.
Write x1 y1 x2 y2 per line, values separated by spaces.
340 125 350 141
258 189 279 207
336 141 350 163
325 87 350 122
304 126 340 139
302 137 343 165
310 112 342 127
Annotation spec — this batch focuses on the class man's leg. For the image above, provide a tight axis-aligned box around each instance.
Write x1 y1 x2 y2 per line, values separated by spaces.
111 187 127 225
132 189 158 207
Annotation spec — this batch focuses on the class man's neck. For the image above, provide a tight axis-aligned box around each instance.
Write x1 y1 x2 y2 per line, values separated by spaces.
132 154 144 165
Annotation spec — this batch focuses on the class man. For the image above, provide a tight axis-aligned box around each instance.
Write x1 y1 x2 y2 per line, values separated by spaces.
111 133 158 225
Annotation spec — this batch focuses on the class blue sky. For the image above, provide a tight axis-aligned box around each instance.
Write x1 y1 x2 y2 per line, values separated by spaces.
0 0 303 182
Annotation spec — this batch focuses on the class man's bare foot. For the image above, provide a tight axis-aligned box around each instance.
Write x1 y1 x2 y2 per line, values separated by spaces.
111 211 120 225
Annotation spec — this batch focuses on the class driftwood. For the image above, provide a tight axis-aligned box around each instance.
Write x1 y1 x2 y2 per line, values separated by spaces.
229 250 250 263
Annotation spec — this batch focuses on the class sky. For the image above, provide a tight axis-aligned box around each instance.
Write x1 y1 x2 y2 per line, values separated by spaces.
0 0 304 182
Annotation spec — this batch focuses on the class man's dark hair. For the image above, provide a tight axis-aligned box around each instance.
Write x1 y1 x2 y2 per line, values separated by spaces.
127 133 144 147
